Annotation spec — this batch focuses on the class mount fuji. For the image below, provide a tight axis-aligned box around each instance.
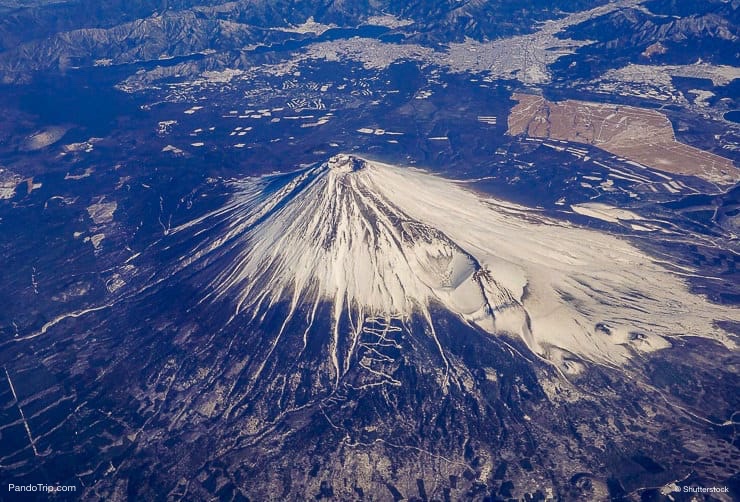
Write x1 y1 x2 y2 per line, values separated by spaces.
4 155 738 500
168 154 734 383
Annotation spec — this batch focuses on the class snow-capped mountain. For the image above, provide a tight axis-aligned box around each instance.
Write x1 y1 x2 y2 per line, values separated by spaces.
172 154 735 379
4 152 737 501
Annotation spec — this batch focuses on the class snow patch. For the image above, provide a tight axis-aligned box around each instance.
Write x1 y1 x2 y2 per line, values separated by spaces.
571 203 642 223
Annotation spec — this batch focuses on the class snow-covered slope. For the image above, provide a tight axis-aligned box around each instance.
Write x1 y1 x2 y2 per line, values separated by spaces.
174 154 736 374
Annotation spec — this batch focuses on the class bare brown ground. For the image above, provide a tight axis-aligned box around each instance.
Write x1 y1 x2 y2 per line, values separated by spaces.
508 93 739 184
